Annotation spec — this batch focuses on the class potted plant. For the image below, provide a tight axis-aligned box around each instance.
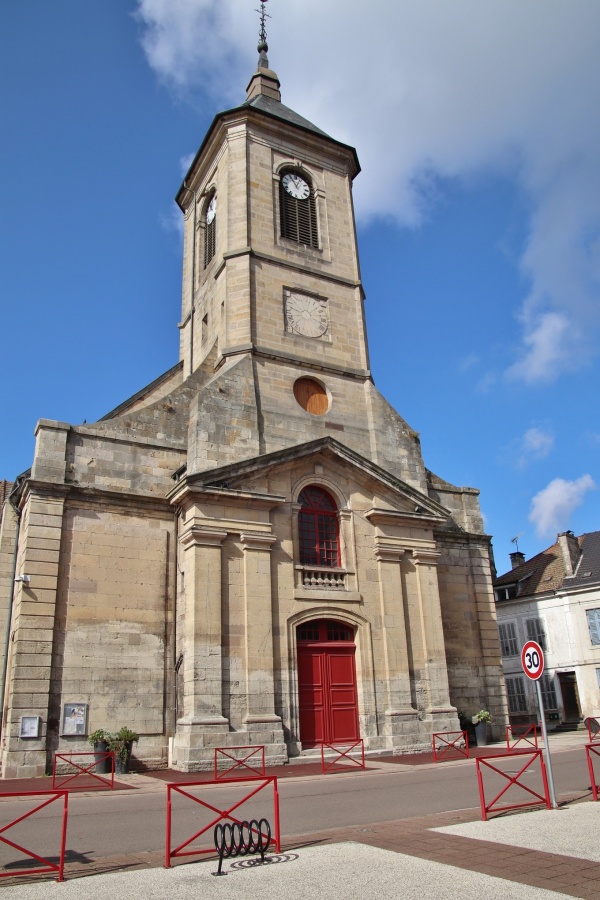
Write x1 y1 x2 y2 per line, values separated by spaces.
88 728 111 774
108 727 139 774
472 710 492 747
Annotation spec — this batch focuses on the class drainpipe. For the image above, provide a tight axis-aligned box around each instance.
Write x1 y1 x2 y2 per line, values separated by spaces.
181 181 198 377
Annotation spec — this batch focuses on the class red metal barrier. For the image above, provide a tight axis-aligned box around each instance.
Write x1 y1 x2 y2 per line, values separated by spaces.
0 790 68 882
52 751 115 790
432 731 469 762
506 724 539 752
165 776 280 867
585 717 600 744
586 743 600 801
320 739 365 774
214 745 266 780
476 749 551 821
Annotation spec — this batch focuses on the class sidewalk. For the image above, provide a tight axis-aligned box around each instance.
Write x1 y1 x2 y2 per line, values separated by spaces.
1 731 598 898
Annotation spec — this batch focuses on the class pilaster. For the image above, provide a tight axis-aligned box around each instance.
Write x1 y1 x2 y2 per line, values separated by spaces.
1 487 67 778
412 549 457 726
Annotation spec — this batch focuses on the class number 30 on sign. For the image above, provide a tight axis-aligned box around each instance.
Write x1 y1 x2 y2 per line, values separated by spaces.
521 640 544 680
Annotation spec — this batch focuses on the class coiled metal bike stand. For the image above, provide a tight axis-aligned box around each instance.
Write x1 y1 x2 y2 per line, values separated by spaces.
213 818 271 876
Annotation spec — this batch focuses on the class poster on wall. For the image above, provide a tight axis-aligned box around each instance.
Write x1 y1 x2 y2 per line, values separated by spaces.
20 716 41 738
61 702 88 736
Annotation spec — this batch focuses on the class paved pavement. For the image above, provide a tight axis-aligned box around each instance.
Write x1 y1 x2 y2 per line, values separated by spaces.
1 731 599 898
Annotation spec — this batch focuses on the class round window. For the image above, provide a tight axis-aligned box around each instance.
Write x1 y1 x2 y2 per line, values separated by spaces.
293 377 329 415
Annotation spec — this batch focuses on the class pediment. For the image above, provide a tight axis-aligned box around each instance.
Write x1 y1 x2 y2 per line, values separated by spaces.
169 437 449 526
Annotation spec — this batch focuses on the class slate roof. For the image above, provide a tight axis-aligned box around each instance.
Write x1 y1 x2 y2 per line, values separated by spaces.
494 531 600 598
239 93 330 138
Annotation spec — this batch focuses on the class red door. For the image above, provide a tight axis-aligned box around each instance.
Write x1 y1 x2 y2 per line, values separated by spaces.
297 620 359 747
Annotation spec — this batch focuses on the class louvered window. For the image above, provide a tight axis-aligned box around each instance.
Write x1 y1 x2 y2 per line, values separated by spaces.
203 194 216 268
279 171 319 248
506 676 527 713
526 617 548 652
499 622 518 657
298 486 340 568
587 609 600 645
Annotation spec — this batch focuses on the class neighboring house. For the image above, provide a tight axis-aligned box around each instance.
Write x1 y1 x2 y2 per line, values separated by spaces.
494 531 600 729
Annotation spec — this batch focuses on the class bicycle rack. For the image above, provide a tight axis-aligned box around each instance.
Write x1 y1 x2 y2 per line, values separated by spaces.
165 776 281 867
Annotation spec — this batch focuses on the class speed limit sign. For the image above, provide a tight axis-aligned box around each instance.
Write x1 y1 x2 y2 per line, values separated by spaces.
521 640 544 680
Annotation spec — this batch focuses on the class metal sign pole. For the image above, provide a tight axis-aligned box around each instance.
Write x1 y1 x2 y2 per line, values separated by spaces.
535 678 558 809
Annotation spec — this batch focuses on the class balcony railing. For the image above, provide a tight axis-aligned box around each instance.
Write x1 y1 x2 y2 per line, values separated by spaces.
300 567 346 589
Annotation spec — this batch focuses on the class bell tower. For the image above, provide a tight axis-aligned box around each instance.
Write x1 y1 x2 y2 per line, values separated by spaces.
176 4 426 494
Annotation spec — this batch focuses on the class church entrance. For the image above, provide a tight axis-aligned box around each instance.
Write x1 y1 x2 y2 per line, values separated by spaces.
297 619 359 748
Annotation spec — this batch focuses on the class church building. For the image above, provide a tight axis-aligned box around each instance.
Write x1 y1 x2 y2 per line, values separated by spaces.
0 22 507 777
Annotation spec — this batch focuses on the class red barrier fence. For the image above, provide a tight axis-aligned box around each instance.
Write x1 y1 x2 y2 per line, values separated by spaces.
506 724 539 752
0 790 68 882
585 717 600 744
476 749 551 821
586 743 600 801
432 731 469 763
321 739 365 774
214 746 265 780
52 751 115 791
165 776 280 868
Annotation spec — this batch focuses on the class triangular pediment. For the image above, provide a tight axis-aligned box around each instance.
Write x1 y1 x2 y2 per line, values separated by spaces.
169 437 449 525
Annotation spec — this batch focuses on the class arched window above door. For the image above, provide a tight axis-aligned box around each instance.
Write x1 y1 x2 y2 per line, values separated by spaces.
298 486 340 569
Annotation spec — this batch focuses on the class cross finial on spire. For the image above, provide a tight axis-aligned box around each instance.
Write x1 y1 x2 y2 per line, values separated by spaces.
255 0 270 68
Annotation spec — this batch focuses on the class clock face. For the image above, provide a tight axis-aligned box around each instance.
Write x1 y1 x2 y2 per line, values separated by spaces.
285 293 328 338
282 173 310 200
206 196 217 225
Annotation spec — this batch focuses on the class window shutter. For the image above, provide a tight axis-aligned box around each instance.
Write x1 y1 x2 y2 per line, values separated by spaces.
526 617 547 651
587 609 600 645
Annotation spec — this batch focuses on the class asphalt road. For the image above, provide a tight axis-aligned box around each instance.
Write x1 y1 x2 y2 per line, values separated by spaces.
0 745 592 870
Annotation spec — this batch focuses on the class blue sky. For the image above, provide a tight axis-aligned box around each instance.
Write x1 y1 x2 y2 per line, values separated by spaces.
2 1 599 572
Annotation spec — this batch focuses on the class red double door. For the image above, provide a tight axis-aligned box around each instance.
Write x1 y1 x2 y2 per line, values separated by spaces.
297 621 360 747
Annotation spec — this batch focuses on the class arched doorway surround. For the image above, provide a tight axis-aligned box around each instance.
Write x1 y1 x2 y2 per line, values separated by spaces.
296 619 360 747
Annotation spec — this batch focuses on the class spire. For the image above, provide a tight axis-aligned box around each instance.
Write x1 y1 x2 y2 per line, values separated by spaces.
257 0 270 69
246 0 281 102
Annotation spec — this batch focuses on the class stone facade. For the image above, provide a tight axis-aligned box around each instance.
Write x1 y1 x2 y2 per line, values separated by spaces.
0 54 507 777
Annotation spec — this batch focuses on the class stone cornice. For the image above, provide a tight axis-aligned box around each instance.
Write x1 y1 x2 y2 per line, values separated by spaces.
374 541 406 562
215 342 370 381
179 526 227 549
168 480 286 511
239 532 277 551
365 507 446 528
412 549 442 565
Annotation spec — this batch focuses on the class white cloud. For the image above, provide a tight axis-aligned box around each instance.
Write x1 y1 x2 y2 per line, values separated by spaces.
134 0 600 384
516 427 554 469
528 474 596 537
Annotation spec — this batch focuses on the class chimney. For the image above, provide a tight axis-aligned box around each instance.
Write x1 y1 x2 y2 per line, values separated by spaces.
558 531 581 576
509 551 525 569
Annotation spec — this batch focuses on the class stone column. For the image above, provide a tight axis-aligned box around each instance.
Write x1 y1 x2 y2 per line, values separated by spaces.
374 542 419 743
412 549 456 725
240 532 280 725
178 526 228 725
